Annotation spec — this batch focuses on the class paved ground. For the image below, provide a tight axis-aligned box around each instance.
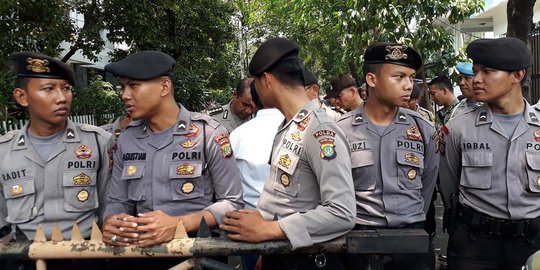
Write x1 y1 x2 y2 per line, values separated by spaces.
433 196 449 270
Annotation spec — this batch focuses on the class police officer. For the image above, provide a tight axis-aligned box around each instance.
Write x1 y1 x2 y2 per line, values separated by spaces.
326 74 363 112
207 78 256 132
447 62 482 120
429 75 459 128
220 38 356 270
440 37 540 270
303 69 344 121
0 52 111 240
100 113 132 134
337 42 438 270
406 84 436 124
101 51 244 249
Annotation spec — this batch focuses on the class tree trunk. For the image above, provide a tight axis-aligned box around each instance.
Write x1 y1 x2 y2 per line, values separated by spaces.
348 57 360 86
507 0 536 102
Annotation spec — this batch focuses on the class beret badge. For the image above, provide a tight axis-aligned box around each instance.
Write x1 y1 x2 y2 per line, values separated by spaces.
26 57 50 73
385 45 408 61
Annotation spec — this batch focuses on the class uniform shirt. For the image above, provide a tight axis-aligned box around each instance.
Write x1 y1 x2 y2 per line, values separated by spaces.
320 102 345 122
230 108 284 209
439 102 540 220
100 116 125 134
257 99 356 250
436 99 459 127
207 101 249 132
448 98 482 121
415 105 436 125
0 121 112 240
104 104 244 224
337 106 439 228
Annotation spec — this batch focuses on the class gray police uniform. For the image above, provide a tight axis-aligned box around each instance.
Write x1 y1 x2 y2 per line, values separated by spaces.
0 121 111 240
104 104 244 223
257 99 356 250
416 105 435 124
100 116 124 134
440 102 540 220
448 98 482 121
208 101 249 132
321 102 345 122
337 106 439 227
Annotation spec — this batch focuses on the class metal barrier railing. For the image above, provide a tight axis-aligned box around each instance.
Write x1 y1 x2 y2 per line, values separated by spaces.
0 219 429 270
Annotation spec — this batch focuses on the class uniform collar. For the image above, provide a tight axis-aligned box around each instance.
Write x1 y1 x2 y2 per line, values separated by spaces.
13 120 78 150
351 104 367 126
393 107 411 125
474 101 539 127
291 99 319 123
136 103 190 139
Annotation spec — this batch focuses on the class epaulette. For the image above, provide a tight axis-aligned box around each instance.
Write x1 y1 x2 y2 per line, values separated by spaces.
123 119 144 130
534 102 540 111
408 108 434 128
207 106 224 116
313 108 333 124
192 112 220 129
445 106 478 125
80 123 112 139
0 130 18 144
336 110 353 123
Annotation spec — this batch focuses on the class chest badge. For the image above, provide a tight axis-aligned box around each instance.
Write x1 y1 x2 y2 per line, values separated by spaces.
177 163 195 175
77 189 89 202
297 116 311 131
404 153 420 166
319 138 337 160
407 169 417 180
75 145 92 159
10 185 23 196
73 173 91 185
534 129 540 142
280 173 290 187
278 154 292 169
536 176 540 187
186 124 199 138
181 181 195 194
127 165 137 176
406 126 422 141
181 139 197 149
291 131 302 142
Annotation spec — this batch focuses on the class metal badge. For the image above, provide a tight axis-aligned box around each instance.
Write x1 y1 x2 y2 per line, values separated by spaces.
406 126 422 141
17 136 25 146
537 176 540 187
314 253 327 268
479 112 487 121
10 185 23 196
398 112 407 122
530 112 538 122
26 57 50 73
223 110 229 119
280 173 290 187
177 121 187 131
73 173 91 185
181 139 197 148
66 129 75 139
278 154 292 169
186 124 199 138
354 114 363 124
297 116 311 131
385 45 408 61
319 138 337 160
75 145 92 159
176 163 195 175
407 169 417 180
404 153 420 166
181 181 195 194
534 129 540 142
291 131 302 142
127 165 137 176
77 189 89 202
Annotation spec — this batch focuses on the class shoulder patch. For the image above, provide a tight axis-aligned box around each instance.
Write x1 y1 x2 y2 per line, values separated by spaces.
79 123 112 139
192 112 220 129
0 130 18 144
207 107 224 116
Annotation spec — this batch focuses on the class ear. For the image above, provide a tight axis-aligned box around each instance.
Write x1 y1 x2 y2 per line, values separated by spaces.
512 69 526 84
160 78 173 97
12 88 29 107
312 85 320 95
366 73 376 88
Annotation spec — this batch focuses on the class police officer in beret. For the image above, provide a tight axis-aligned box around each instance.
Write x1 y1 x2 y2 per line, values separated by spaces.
101 51 244 250
0 52 111 269
220 38 356 270
337 42 438 270
303 69 344 121
406 84 435 124
326 74 363 112
207 77 256 132
440 37 540 270
447 62 482 121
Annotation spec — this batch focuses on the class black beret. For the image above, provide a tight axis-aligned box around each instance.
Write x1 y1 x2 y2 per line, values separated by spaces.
249 38 300 76
303 69 318 86
10 52 75 85
411 84 423 98
363 42 423 71
325 74 356 99
466 37 533 71
105 51 175 80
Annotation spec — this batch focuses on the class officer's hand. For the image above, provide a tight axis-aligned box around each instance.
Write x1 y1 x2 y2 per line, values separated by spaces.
132 210 179 247
220 209 286 243
102 213 139 246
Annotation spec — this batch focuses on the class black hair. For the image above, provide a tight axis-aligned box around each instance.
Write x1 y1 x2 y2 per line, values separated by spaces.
14 77 30 89
362 63 383 80
250 81 264 109
267 59 304 87
428 76 453 93
235 77 254 95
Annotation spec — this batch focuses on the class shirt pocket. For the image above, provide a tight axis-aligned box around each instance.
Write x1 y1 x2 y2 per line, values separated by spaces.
273 168 300 197
120 163 146 201
460 151 492 189
2 178 35 223
62 171 98 212
525 152 540 193
396 149 424 190
169 160 205 201
351 150 376 191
